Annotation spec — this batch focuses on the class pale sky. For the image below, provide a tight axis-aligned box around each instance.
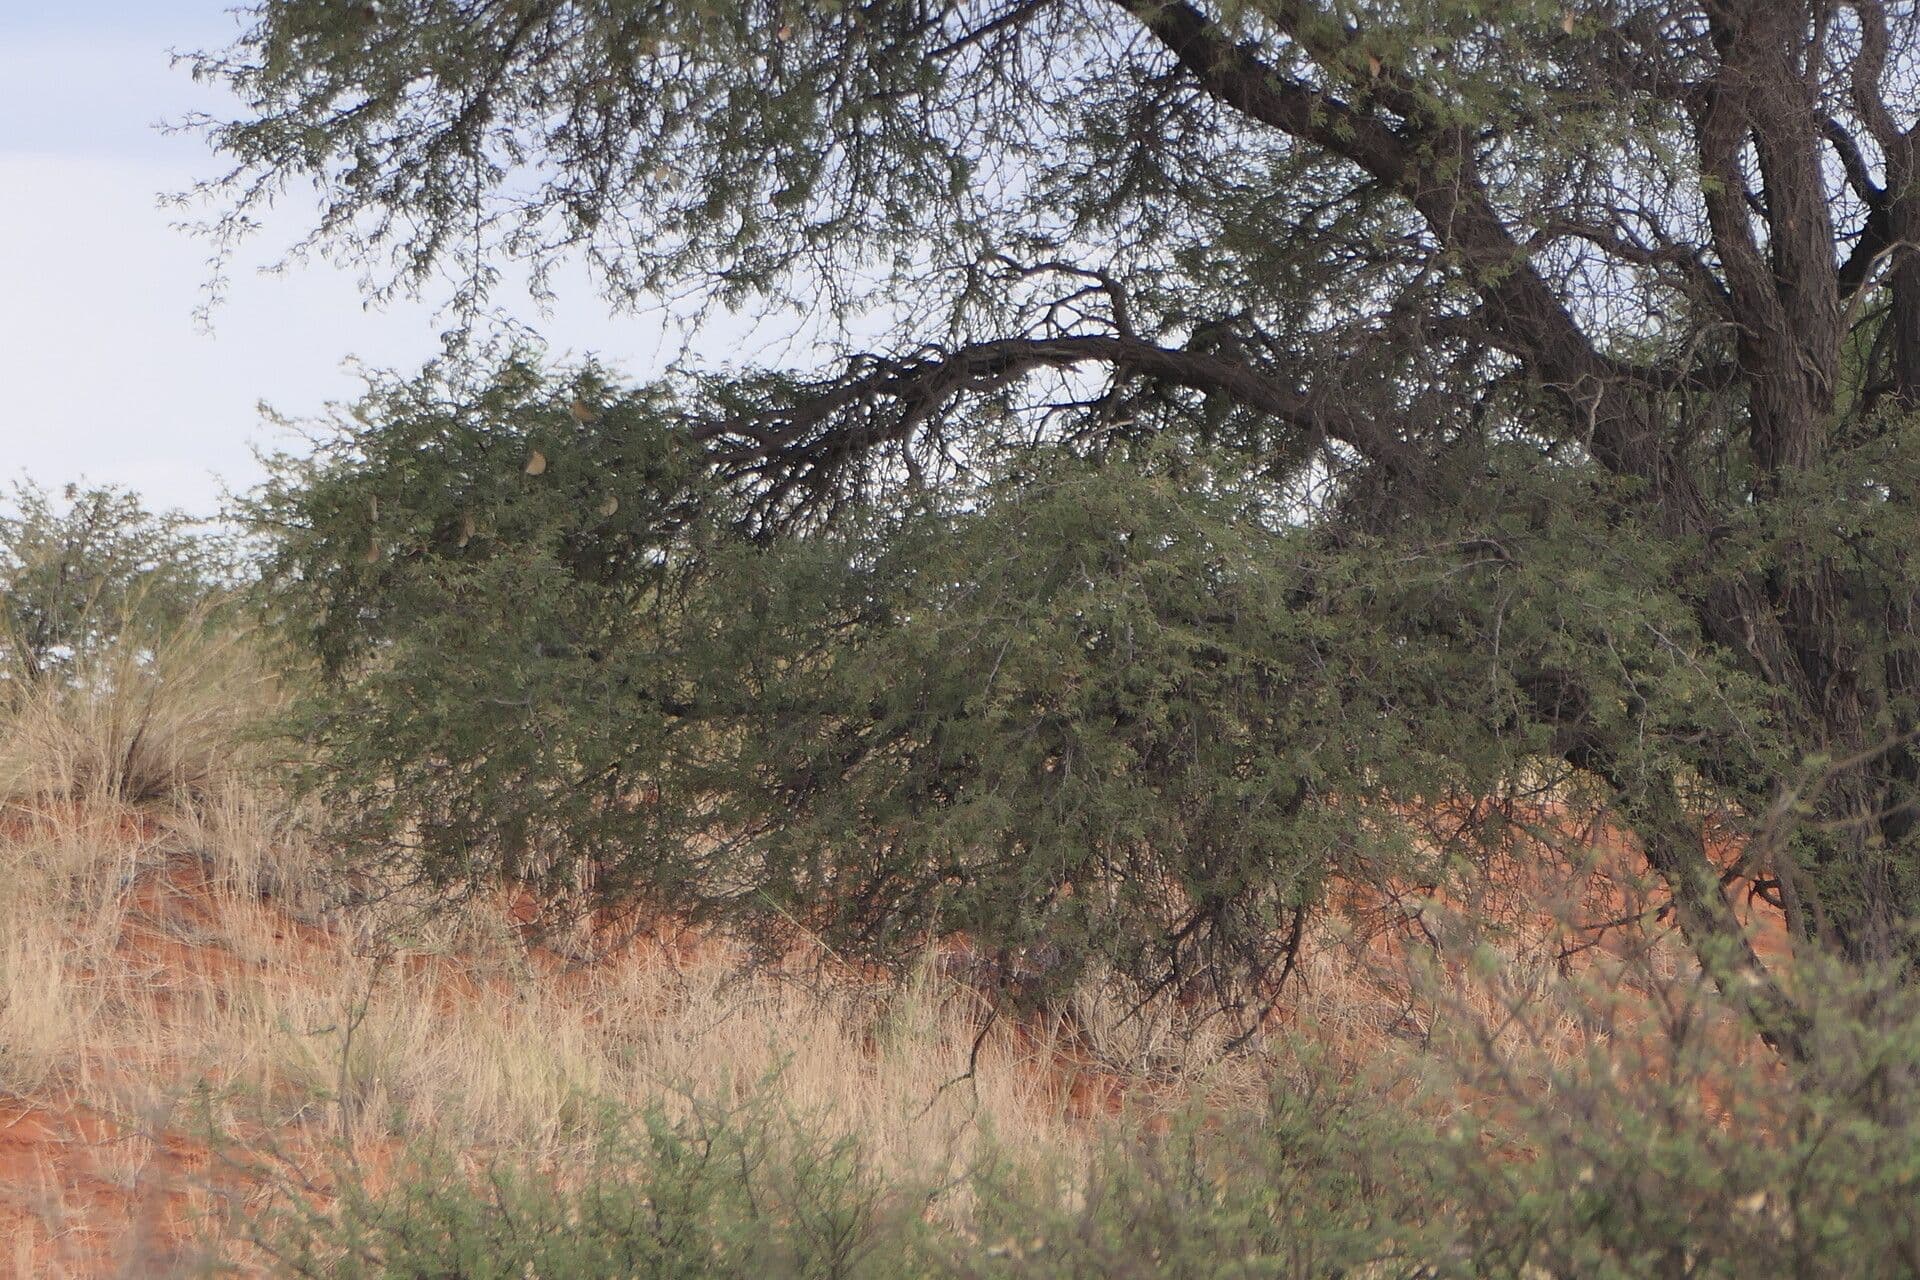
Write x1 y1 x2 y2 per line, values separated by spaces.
0 2 738 519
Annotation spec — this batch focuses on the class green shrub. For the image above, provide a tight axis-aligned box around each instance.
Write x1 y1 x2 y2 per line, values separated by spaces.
253 357 1624 1013
1418 953 1920 1280
953 1072 1443 1280
250 1088 916 1280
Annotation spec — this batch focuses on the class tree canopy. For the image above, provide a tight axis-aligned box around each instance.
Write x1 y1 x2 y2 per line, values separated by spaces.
196 0 1920 1052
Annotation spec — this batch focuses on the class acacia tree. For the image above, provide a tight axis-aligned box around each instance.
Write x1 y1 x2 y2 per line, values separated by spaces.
195 1 1920 1052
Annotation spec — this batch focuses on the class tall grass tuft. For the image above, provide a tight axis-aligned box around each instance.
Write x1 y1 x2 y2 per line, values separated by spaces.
0 602 275 811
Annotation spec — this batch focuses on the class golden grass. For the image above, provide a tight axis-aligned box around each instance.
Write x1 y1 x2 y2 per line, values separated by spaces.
0 623 1266 1274
0 792 1122 1158
0 611 275 811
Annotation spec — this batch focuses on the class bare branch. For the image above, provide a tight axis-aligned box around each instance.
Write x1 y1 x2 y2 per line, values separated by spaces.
686 332 1423 524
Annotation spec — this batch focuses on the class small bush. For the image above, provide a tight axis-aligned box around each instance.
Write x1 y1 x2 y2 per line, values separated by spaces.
249 1088 916 1280
953 1071 1441 1280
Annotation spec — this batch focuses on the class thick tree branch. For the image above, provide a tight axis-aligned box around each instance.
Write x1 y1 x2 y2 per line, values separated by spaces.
1824 114 1885 205
692 333 1420 516
1839 204 1897 303
1111 0 1685 490
1843 0 1904 150
1549 711 1814 1062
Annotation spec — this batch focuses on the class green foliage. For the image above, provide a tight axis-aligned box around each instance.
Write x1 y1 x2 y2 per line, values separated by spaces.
256 1089 905 1279
254 350 1812 1013
955 1074 1441 1279
202 0 1920 1044
185 0 995 316
1419 955 1920 1279
248 357 721 911
0 480 230 691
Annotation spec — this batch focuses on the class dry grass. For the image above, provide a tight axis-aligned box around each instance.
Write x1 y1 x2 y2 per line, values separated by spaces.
0 611 274 810
0 624 1261 1275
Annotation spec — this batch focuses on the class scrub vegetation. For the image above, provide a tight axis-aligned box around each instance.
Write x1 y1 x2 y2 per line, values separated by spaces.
9 0 1920 1273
